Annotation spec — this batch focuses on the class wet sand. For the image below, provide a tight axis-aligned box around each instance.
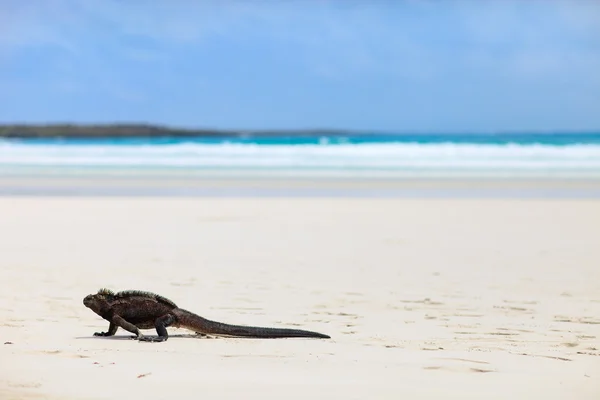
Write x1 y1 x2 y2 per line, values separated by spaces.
1 173 600 198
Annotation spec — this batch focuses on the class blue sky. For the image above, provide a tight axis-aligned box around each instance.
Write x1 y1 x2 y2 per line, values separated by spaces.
1 0 599 132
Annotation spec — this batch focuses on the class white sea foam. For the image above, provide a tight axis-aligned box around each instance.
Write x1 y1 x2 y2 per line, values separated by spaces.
1 141 600 177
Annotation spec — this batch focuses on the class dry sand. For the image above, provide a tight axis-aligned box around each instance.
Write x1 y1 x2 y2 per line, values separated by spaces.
0 197 599 399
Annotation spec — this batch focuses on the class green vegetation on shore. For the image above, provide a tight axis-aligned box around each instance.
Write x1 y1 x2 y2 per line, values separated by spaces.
2 124 596 139
0 124 347 138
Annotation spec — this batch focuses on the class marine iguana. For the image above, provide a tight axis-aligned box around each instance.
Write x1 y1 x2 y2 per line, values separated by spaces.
83 288 331 342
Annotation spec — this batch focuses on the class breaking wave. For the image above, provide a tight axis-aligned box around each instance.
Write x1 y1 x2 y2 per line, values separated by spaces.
1 139 600 178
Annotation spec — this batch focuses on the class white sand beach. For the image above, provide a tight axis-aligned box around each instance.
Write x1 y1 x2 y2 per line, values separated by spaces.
1 196 599 399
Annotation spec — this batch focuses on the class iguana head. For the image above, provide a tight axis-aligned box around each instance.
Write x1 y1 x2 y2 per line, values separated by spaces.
83 288 115 315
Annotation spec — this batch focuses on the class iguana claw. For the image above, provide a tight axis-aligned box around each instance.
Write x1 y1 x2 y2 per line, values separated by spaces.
138 335 167 343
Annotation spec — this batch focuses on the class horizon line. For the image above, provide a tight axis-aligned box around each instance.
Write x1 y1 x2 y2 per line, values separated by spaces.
1 122 600 136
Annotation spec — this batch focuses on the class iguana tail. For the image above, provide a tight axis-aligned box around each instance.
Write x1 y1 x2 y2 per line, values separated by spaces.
174 309 331 339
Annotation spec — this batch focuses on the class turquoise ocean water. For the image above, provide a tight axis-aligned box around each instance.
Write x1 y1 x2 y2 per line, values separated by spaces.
2 132 600 179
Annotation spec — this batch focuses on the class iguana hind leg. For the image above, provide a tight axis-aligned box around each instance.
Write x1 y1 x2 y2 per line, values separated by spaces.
138 314 175 343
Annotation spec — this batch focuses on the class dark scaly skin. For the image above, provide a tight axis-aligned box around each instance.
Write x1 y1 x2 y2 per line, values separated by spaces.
83 288 331 342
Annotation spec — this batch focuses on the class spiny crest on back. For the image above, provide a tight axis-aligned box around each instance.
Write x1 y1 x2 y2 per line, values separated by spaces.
113 289 178 308
97 288 115 296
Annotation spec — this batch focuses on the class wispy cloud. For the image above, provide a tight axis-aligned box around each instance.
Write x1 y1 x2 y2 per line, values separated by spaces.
0 0 81 52
3 0 599 79
453 0 600 79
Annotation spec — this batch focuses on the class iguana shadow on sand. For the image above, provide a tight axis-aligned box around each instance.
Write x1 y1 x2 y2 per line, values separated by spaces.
83 288 331 342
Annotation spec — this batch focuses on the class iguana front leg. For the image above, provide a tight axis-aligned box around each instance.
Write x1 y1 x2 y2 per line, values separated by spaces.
94 321 118 337
94 315 145 340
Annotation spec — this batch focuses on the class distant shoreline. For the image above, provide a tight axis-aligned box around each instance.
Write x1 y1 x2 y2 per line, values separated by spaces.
0 124 354 139
1 123 598 139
